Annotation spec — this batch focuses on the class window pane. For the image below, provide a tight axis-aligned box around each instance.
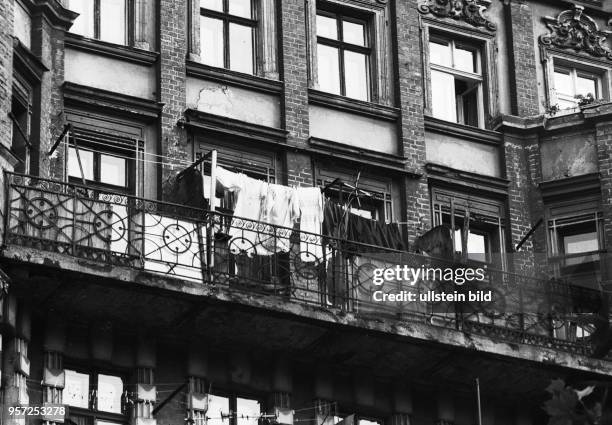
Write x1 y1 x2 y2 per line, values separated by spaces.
229 23 254 74
359 420 381 425
201 0 223 11
344 50 368 101
236 398 261 425
429 39 451 67
64 370 90 409
100 154 127 187
455 44 476 73
564 232 599 254
229 0 252 18
343 20 365 46
207 395 230 425
317 14 338 40
97 374 123 413
467 232 487 262
100 0 126 44
14 1 32 49
69 0 95 38
431 70 457 122
576 74 597 98
201 16 224 67
317 44 340 95
68 147 94 181
554 69 573 97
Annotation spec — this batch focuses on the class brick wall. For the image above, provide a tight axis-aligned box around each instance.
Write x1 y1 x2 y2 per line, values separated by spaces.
504 1 540 117
596 121 612 289
279 0 309 149
0 0 13 152
159 0 190 200
394 0 430 244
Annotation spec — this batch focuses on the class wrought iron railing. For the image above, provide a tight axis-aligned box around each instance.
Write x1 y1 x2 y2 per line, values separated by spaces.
2 172 606 355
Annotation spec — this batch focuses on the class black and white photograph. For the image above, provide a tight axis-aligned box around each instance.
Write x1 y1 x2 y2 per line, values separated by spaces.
5 0 612 425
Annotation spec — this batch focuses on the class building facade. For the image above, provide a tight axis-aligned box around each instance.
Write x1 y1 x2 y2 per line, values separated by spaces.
4 1 612 425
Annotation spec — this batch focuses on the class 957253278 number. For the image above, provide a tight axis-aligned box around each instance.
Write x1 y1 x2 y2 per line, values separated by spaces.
8 405 66 420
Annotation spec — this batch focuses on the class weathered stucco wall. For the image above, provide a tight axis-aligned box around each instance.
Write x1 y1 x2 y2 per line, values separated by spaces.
64 49 157 100
186 77 281 128
425 132 501 177
309 105 398 155
540 130 598 180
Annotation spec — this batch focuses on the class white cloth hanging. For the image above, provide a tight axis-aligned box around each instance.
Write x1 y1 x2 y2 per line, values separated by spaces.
259 183 300 253
296 187 324 262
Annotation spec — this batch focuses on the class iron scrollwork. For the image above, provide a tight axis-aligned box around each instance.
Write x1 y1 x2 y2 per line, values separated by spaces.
540 5 612 60
417 0 497 31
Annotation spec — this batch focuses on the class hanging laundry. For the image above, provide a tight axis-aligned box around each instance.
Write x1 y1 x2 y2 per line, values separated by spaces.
259 183 300 253
296 187 325 262
215 167 268 256
167 167 207 210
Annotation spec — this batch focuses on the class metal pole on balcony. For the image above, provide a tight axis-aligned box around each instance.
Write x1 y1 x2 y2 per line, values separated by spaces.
208 150 217 284
476 378 483 425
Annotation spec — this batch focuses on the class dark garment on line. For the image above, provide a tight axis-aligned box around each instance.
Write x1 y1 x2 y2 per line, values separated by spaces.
322 201 406 251
167 168 208 210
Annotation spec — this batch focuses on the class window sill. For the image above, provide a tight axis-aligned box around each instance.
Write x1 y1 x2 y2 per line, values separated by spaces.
424 116 502 146
13 37 48 82
308 137 420 177
426 163 509 196
65 34 159 66
539 173 601 202
308 89 399 121
186 61 283 95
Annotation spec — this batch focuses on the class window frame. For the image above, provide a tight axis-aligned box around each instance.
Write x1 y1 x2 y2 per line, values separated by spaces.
65 130 137 196
427 32 486 128
68 0 134 46
552 63 603 108
200 0 259 74
543 52 611 111
63 365 129 425
315 6 373 101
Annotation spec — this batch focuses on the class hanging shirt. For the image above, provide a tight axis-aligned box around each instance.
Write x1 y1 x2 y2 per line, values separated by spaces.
296 187 325 262
215 167 268 256
259 183 299 254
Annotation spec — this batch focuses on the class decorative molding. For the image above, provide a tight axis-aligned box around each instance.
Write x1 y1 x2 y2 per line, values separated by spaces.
540 5 612 60
308 89 400 121
417 0 496 32
65 34 159 66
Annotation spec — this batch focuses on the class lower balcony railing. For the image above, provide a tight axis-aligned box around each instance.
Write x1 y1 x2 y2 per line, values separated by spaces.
2 172 607 355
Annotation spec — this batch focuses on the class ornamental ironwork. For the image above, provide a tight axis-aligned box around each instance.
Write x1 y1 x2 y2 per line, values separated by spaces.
417 0 497 31
540 5 612 60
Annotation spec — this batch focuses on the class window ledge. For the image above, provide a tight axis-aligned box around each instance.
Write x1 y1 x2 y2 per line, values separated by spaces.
65 34 159 66
425 116 502 146
183 109 288 146
186 61 283 95
13 37 48 83
308 137 420 177
539 173 601 202
426 163 510 197
308 89 400 121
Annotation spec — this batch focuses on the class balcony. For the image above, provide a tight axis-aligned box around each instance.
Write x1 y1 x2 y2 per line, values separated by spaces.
1 172 606 357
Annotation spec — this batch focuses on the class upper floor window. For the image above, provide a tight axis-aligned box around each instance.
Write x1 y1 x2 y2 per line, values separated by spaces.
553 65 602 109
200 0 256 75
316 8 371 101
64 368 127 424
67 0 128 45
429 34 484 128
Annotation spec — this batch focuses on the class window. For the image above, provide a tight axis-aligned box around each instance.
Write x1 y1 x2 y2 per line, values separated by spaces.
429 35 484 127
11 78 33 174
67 0 128 45
333 414 383 425
64 369 126 425
553 65 602 109
200 0 256 74
66 130 134 194
205 393 263 425
316 9 371 101
431 188 505 268
548 212 604 279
